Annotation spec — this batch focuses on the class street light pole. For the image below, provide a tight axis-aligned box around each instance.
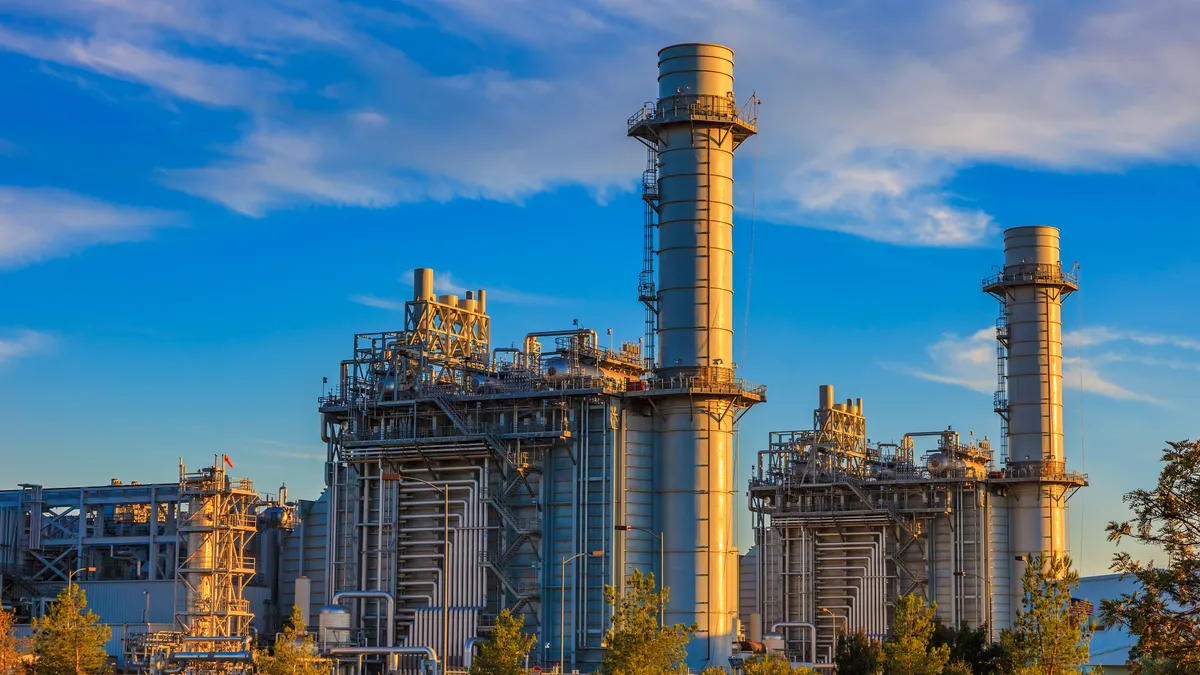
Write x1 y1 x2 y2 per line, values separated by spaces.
67 566 95 675
953 571 994 641
382 473 448 671
613 526 665 626
560 551 603 674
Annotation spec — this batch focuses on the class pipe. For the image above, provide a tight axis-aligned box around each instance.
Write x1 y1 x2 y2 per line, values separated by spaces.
328 646 439 668
464 637 487 670
170 652 253 662
334 591 396 647
771 622 817 664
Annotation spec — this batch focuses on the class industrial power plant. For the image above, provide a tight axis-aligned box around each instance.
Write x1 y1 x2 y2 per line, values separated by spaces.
0 42 1087 674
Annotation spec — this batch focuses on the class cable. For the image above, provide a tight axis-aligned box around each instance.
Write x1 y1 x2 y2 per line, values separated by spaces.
740 124 759 372
1077 266 1086 563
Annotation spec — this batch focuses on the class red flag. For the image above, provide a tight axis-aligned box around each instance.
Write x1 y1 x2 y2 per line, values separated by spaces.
223 454 234 469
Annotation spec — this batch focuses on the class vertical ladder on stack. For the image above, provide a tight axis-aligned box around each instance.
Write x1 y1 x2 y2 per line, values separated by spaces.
994 312 1010 465
638 144 659 370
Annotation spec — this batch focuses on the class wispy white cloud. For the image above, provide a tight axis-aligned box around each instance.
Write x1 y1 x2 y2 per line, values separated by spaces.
897 321 1195 403
0 187 175 268
892 324 1176 405
247 438 325 461
0 329 54 365
349 294 406 311
3 1 1200 245
352 270 566 311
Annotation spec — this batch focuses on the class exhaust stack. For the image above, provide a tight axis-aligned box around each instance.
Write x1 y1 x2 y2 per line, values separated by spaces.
629 43 761 669
984 225 1086 628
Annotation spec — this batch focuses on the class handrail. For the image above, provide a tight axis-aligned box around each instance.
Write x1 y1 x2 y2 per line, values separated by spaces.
982 262 1079 289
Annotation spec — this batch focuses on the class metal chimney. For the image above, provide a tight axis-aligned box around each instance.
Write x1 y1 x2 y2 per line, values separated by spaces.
629 43 762 669
984 225 1086 628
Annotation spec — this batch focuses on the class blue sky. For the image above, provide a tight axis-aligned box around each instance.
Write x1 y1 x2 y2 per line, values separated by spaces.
2 0 1198 575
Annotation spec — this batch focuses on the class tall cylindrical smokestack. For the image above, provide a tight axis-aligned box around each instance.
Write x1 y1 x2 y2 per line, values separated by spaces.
984 225 1084 628
629 42 760 670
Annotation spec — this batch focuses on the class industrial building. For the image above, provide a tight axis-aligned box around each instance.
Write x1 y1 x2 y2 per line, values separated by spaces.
310 42 764 674
746 226 1088 665
0 459 298 672
1 40 1094 675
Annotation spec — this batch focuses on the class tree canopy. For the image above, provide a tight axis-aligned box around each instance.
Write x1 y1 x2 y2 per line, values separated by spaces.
254 605 331 675
1002 554 1093 675
741 653 816 675
469 609 535 675
599 569 696 675
884 594 950 675
28 584 111 675
835 630 883 675
0 607 28 675
1101 440 1200 674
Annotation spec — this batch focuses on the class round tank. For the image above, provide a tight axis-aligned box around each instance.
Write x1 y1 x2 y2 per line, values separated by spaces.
543 357 602 381
318 605 351 646
926 453 949 476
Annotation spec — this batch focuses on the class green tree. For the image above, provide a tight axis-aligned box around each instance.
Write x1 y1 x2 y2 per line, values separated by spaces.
741 654 815 675
29 584 111 675
599 569 696 675
943 659 973 675
883 593 950 675
699 667 727 675
835 630 883 675
254 605 331 675
1004 554 1093 675
930 622 1006 675
469 609 535 675
1100 440 1200 674
1 607 28 675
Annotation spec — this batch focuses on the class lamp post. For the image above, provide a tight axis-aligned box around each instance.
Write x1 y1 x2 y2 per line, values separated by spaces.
561 551 603 673
953 571 994 641
819 607 844 645
382 473 448 670
613 525 665 626
68 566 95 675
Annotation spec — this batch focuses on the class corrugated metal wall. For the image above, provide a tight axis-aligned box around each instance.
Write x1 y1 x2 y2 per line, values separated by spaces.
279 491 330 625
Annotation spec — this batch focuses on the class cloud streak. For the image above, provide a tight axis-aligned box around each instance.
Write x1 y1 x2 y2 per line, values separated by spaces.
351 270 566 311
0 187 175 268
893 324 1174 405
0 329 54 365
3 1 1200 246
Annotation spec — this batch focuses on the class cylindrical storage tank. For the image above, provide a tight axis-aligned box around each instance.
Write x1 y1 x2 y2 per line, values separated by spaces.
414 268 434 301
460 298 477 313
476 289 487 314
319 605 351 648
438 294 459 307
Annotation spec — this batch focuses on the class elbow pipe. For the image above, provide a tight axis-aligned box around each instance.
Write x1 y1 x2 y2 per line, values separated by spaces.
328 646 439 668
464 637 488 670
771 622 818 664
334 591 396 647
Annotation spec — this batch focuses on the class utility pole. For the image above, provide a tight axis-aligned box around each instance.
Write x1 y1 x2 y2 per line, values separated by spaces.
68 566 94 675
